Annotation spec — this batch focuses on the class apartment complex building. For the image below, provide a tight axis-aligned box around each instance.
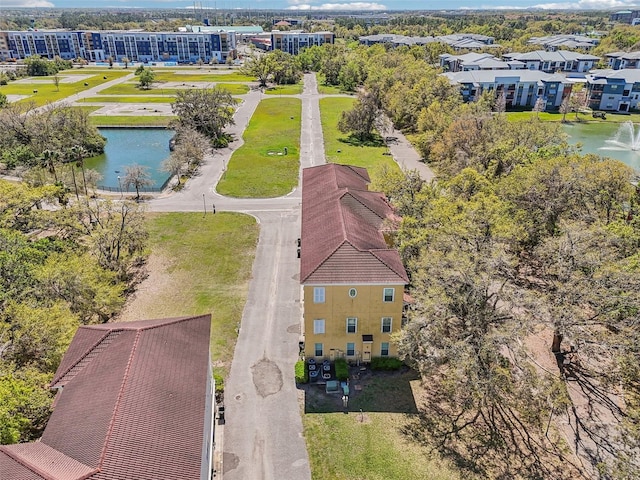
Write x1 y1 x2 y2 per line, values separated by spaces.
0 29 237 63
270 30 334 55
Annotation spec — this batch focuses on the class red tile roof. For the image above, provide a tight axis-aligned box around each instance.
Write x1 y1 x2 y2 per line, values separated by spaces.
300 164 408 285
0 315 212 480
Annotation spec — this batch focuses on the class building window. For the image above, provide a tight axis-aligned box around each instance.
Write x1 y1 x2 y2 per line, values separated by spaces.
346 317 357 333
348 288 357 298
383 288 395 303
381 342 389 356
381 317 392 333
313 319 325 334
347 342 355 356
315 343 323 357
313 287 325 303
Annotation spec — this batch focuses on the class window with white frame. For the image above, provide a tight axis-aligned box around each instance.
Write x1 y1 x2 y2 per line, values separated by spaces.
313 319 325 334
346 342 355 356
381 317 392 333
346 317 357 333
383 288 395 303
313 286 325 303
314 343 323 357
381 342 390 356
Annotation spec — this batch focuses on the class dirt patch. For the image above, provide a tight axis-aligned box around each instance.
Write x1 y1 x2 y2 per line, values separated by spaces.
115 253 176 323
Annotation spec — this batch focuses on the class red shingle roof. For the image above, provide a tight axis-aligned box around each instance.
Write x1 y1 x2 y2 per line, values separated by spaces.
300 164 408 285
0 315 212 480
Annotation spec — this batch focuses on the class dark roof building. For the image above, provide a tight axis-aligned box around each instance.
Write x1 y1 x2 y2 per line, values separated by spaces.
0 315 214 480
300 163 408 285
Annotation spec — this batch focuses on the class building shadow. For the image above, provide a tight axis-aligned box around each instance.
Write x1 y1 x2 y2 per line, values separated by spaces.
300 367 420 414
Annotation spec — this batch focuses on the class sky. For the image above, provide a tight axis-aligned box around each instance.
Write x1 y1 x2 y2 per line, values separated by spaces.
2 0 638 13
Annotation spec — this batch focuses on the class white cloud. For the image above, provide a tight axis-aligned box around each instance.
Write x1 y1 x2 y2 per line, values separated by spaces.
287 2 386 10
532 0 635 8
468 0 636 8
3 0 54 6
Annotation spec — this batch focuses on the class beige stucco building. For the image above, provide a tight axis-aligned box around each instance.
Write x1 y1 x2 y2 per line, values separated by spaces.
299 164 408 363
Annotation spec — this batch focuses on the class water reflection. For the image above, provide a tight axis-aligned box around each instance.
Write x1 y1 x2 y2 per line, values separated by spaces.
85 128 174 189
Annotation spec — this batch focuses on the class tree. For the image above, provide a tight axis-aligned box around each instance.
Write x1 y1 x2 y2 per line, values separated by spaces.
338 90 386 142
0 92 7 109
241 53 272 87
24 55 54 76
122 164 153 200
70 144 89 197
121 57 130 69
40 149 59 182
52 74 60 92
137 68 155 90
171 88 235 147
107 56 114 68
162 151 187 186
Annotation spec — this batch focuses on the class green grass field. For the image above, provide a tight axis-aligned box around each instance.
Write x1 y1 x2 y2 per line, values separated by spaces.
153 70 255 83
264 84 303 95
89 115 175 127
143 212 258 373
99 81 248 96
79 96 174 103
302 371 465 480
319 97 400 175
506 110 640 124
217 97 301 198
0 71 130 106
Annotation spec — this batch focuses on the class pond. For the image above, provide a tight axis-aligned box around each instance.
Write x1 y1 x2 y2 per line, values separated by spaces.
562 122 640 171
85 128 173 190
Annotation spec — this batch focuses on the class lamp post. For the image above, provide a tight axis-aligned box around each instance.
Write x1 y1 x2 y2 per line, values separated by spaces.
203 193 206 216
117 176 122 199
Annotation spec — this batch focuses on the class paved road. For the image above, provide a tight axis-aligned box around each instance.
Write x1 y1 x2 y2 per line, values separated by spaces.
132 71 432 479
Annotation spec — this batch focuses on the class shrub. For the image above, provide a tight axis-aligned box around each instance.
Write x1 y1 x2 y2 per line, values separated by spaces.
371 357 404 371
335 358 349 381
295 360 308 383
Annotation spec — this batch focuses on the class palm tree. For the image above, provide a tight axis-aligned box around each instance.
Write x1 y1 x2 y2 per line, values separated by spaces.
41 149 59 183
71 145 89 197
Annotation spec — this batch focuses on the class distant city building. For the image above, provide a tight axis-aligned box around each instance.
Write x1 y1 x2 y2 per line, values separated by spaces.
1 29 237 63
527 34 599 51
605 51 640 70
442 70 570 111
585 69 640 112
359 33 499 51
610 10 640 25
271 30 334 55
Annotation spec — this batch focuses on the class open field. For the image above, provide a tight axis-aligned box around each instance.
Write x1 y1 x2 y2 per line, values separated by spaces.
319 97 400 175
0 70 130 106
264 84 304 95
302 370 465 480
153 70 255 83
120 212 259 374
89 115 175 127
507 110 640 124
78 96 174 103
217 97 301 198
98 81 249 96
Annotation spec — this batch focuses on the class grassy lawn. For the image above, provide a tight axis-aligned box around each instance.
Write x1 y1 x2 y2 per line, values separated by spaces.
320 97 400 176
315 73 355 95
79 96 174 103
302 371 465 480
1 71 129 106
217 97 301 197
89 115 175 127
143 212 258 373
264 84 303 95
506 110 640 124
99 81 249 96
153 70 255 83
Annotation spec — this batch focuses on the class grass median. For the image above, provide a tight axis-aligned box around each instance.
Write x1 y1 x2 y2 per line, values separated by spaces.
0 71 130 106
217 97 301 198
320 97 400 175
264 84 303 95
133 212 258 374
89 115 175 127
